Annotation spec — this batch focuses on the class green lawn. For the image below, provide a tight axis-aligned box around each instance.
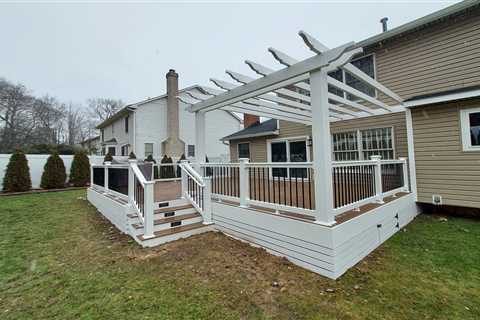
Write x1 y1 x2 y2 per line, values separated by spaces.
0 190 479 319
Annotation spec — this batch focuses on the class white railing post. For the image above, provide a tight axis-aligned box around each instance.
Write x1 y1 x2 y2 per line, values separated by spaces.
143 181 155 239
90 165 94 187
104 162 111 192
180 160 188 198
371 155 384 203
128 159 137 204
239 158 249 207
203 177 213 224
399 157 410 192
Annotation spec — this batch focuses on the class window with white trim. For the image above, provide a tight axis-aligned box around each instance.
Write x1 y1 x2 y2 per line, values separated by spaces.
461 107 480 151
237 143 250 159
332 127 394 161
269 138 309 178
332 131 359 161
144 143 153 158
187 145 195 157
328 54 376 100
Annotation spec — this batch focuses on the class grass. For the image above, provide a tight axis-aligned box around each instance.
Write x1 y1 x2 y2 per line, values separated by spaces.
0 189 479 319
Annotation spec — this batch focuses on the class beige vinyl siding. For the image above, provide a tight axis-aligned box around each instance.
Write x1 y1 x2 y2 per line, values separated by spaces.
412 98 480 208
231 113 408 162
331 113 408 158
229 137 270 162
369 6 480 105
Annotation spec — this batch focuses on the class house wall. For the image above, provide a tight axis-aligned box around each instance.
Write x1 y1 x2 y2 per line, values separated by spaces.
229 136 273 162
135 98 240 161
367 5 480 104
100 114 133 155
134 99 167 159
180 104 241 162
229 112 408 162
411 97 480 209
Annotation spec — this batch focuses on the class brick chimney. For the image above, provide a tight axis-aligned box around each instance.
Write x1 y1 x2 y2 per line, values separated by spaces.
244 114 260 128
162 69 185 158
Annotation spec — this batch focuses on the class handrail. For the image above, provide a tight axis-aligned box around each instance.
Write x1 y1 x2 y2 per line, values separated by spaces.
131 163 150 187
180 162 205 187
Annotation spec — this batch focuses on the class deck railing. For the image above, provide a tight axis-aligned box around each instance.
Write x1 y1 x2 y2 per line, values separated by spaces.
129 160 156 238
91 163 129 200
179 161 212 224
200 160 315 215
199 156 409 217
332 156 409 215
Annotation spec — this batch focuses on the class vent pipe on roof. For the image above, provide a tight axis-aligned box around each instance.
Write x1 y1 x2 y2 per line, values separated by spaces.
380 17 389 32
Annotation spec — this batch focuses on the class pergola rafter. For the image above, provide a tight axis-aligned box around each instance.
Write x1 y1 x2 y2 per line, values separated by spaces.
179 30 406 225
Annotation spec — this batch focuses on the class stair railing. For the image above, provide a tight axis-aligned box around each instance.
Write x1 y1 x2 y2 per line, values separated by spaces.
128 159 155 238
179 161 212 224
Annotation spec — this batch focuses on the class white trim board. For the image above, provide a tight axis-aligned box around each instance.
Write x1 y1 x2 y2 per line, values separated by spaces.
404 89 480 108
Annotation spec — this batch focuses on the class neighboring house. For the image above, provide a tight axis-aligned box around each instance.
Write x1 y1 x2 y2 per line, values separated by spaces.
79 136 101 155
96 69 242 161
224 1 480 210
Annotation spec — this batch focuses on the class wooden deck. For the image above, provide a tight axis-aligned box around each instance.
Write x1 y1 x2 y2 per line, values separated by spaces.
154 180 181 202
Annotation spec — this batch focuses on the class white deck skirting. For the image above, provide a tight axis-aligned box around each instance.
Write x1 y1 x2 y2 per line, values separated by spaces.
211 193 418 279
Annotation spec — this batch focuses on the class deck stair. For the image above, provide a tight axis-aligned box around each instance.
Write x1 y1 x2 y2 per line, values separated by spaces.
127 198 212 247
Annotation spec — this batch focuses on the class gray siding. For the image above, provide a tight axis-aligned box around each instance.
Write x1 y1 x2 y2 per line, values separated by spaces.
411 98 480 208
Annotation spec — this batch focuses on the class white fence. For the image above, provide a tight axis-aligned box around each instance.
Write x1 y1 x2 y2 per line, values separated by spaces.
0 154 128 189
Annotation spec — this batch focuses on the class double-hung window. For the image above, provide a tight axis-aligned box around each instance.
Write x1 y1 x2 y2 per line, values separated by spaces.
188 145 195 157
332 127 394 161
328 54 376 100
461 107 480 151
144 143 153 158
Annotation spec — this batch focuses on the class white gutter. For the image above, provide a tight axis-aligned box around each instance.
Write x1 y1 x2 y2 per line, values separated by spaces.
404 89 480 108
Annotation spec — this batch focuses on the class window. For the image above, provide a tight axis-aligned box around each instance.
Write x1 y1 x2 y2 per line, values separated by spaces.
269 138 308 178
238 143 250 159
101 129 104 142
144 143 153 158
188 145 195 157
121 145 128 156
361 128 394 160
125 116 129 133
108 147 116 156
328 55 376 100
461 107 480 151
332 131 359 161
332 127 394 161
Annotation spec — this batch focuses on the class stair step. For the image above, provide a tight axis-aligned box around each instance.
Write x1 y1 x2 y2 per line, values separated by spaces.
127 205 196 220
154 204 194 214
132 212 201 229
138 222 206 241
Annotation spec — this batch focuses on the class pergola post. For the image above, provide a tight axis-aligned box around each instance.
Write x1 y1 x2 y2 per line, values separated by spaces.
309 68 336 226
195 111 206 171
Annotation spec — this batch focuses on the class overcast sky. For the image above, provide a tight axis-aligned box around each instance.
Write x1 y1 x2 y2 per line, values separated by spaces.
0 0 458 106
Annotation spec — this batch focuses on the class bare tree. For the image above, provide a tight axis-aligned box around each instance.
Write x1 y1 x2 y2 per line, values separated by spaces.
0 79 35 152
66 104 86 145
30 95 65 145
87 98 123 123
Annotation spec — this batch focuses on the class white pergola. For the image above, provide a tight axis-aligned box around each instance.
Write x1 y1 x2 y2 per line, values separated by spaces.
178 31 407 225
